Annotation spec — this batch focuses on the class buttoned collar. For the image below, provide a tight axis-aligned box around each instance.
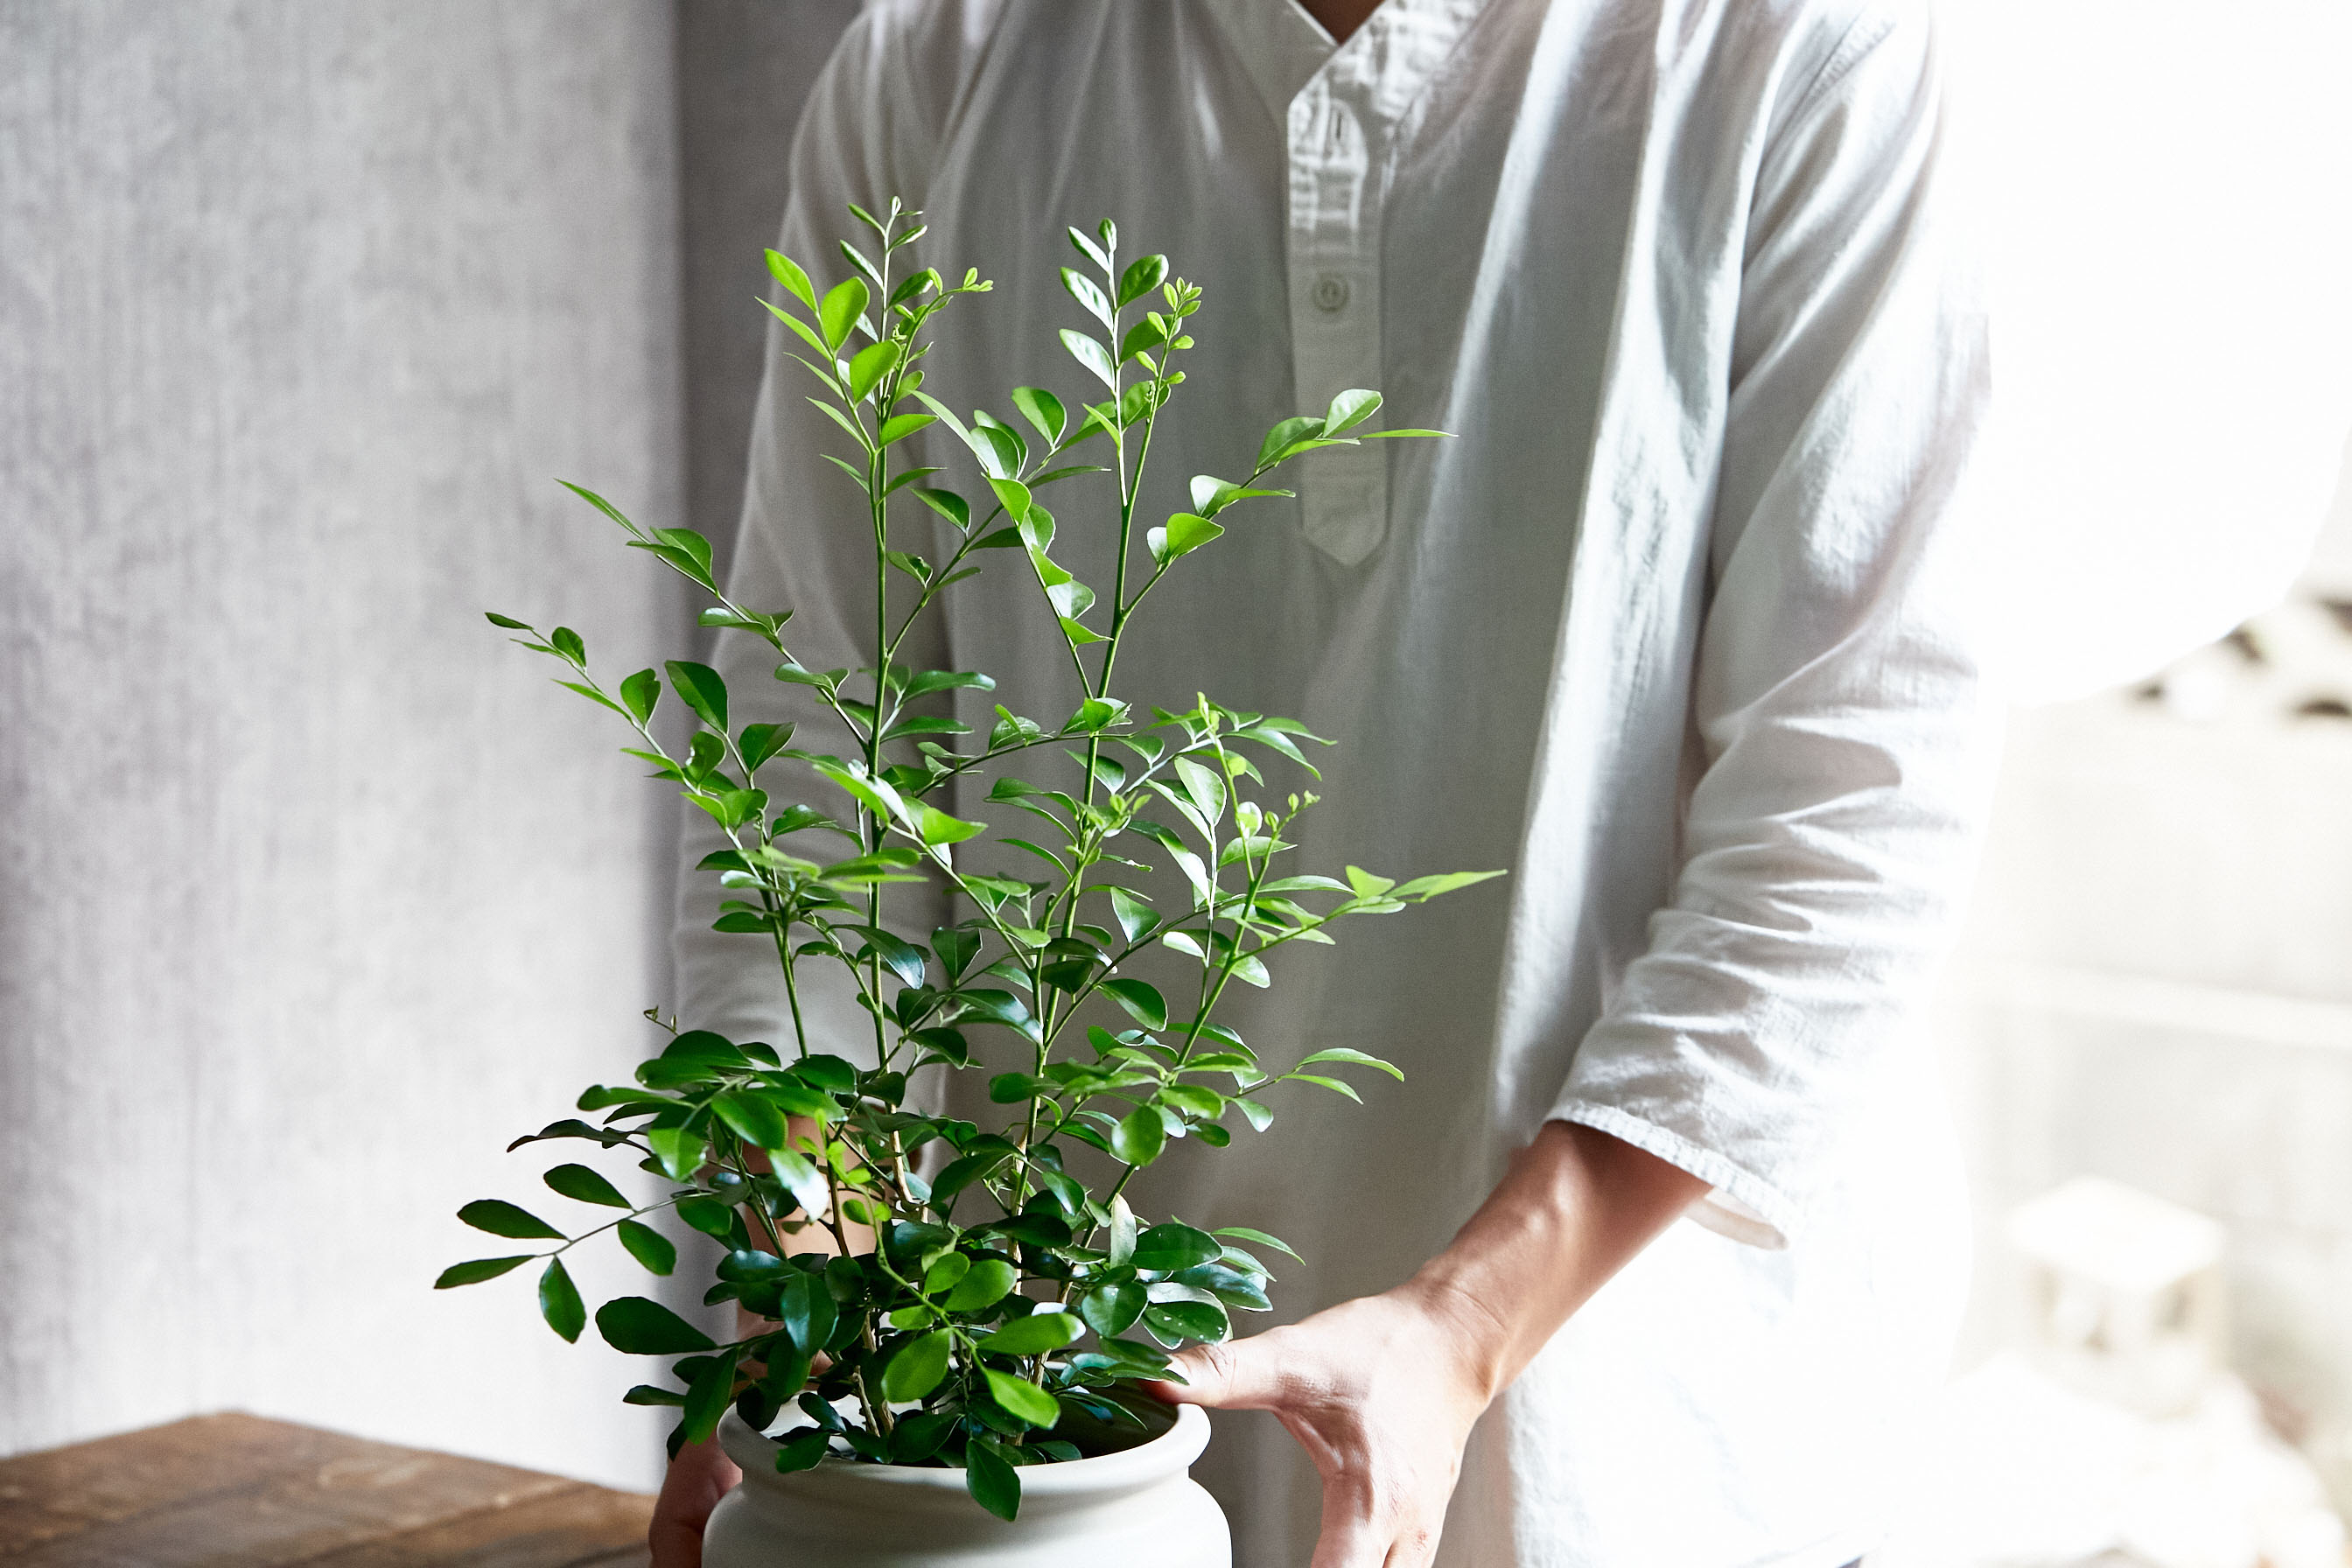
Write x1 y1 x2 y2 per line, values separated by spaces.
1200 0 1494 130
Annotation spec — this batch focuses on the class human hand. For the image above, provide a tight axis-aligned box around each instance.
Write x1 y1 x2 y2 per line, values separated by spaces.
648 1436 740 1568
1149 1281 1502 1568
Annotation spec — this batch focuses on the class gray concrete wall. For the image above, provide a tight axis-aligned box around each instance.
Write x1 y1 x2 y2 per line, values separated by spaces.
0 1 693 1488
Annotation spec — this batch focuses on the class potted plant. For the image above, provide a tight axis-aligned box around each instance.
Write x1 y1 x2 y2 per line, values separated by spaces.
438 203 1496 1565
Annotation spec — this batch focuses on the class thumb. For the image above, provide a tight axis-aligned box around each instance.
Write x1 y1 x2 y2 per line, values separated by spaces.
1146 1332 1292 1411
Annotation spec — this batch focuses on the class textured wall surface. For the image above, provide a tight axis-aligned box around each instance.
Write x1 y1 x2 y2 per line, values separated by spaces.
0 1 690 1488
676 0 858 583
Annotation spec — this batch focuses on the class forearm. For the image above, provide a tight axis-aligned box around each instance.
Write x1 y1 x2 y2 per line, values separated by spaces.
1402 1120 1709 1402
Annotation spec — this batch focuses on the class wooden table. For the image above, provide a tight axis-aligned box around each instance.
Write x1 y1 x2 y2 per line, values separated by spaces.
0 1414 653 1566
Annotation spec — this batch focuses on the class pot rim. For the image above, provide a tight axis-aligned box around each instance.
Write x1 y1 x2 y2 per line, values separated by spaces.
717 1401 1210 1501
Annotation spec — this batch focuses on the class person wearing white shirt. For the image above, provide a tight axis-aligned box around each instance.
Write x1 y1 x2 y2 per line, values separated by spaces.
655 0 1998 1563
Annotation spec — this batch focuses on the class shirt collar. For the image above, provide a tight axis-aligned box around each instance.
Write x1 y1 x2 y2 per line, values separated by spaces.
1201 0 1494 130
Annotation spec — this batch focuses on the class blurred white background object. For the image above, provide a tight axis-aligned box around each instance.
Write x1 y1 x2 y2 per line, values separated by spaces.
1942 0 2352 703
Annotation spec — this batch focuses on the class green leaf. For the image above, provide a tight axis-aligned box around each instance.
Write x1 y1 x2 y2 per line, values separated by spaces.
1067 224 1110 270
1079 1280 1147 1339
1111 1102 1166 1166
766 248 817 312
543 1164 630 1208
914 486 970 529
1297 1046 1404 1080
537 1258 586 1342
594 1296 716 1355
1256 416 1324 469
434 1255 532 1289
881 1330 953 1401
1011 386 1066 444
738 721 794 772
1098 976 1168 1032
964 1436 1021 1522
618 668 660 724
485 611 531 630
979 1312 1083 1356
1132 1222 1222 1273
1059 328 1116 388
1358 428 1453 440
878 412 935 446
616 1219 676 1276
1107 886 1158 944
621 1383 687 1407
1392 869 1508 900
1060 266 1114 328
847 338 901 402
987 474 1032 522
944 1256 1018 1312
778 1271 838 1357
1109 1195 1138 1268
1214 1226 1303 1262
681 1346 743 1446
1148 512 1222 566
664 661 729 734
458 1200 564 1241
713 1091 789 1150
984 1369 1063 1428
1116 253 1168 307
911 801 986 846
676 1196 738 1238
819 276 869 353
1344 865 1396 899
770 1427 830 1475
1322 388 1382 436
1187 474 1291 517
1118 315 1168 365
645 1128 706 1182
1144 1299 1230 1345
922 1252 972 1297
1288 1073 1363 1102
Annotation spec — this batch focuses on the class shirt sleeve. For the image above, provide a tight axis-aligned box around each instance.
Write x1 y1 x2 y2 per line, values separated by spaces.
1549 8 2002 1249
668 4 961 1066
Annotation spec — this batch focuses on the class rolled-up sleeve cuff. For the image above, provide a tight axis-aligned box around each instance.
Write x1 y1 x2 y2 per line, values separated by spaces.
1548 1098 1796 1250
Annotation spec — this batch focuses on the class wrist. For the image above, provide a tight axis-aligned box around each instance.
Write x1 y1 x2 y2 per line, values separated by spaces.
1392 1267 1516 1406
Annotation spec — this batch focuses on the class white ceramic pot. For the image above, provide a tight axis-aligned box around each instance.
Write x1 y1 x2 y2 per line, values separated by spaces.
703 1403 1229 1568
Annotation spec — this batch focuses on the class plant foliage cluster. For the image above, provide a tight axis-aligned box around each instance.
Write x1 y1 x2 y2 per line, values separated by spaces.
441 204 1495 1519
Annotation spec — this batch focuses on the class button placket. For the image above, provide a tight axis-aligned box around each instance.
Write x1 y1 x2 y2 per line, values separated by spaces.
1287 80 1388 565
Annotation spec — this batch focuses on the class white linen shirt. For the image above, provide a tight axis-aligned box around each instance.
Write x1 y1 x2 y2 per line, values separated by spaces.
674 1 1999 1562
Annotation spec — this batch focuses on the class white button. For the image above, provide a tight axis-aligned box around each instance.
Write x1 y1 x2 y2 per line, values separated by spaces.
1311 273 1350 312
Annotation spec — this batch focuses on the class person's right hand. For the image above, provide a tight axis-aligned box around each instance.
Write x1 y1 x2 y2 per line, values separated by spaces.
648 1437 740 1568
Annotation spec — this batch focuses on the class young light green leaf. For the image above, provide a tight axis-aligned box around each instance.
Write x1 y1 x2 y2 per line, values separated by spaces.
1060 266 1114 328
1213 1225 1304 1262
1059 328 1116 388
1322 388 1382 435
1011 386 1066 444
1116 253 1169 307
766 248 817 312
847 338 901 402
1148 512 1222 566
538 1257 585 1342
1256 415 1324 469
819 276 869 353
1297 1046 1404 1080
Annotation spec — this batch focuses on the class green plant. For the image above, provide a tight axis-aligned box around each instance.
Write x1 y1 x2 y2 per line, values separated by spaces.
439 203 1497 1520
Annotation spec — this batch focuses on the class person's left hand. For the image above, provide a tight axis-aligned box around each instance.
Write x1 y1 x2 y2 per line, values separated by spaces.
1148 1280 1501 1568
